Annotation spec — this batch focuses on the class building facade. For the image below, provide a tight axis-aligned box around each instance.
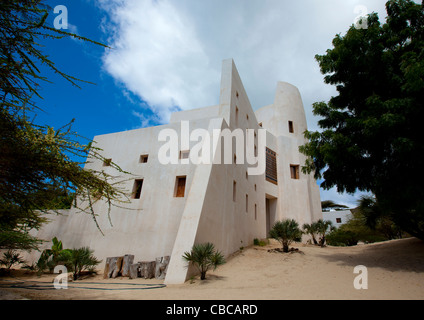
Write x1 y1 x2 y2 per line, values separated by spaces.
28 59 322 284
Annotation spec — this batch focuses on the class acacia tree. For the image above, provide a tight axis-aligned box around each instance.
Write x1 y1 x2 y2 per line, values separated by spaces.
0 1 130 250
300 0 424 240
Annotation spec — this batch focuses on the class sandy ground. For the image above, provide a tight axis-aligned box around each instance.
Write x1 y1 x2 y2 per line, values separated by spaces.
1 237 423 300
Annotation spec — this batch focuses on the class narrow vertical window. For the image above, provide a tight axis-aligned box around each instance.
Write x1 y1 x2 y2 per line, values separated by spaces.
175 176 187 197
233 181 236 202
290 165 300 179
265 148 278 184
235 106 239 126
288 121 294 133
132 179 143 199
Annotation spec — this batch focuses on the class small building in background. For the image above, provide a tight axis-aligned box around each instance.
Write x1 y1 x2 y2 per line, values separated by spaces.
322 209 353 228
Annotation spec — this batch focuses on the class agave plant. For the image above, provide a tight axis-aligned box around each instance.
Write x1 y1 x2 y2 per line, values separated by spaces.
182 242 225 280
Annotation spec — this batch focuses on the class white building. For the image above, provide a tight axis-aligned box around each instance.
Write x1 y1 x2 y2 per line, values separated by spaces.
322 210 353 228
28 59 322 284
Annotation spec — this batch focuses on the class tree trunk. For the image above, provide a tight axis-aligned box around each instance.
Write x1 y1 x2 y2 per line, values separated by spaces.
155 256 170 280
282 242 289 253
129 263 140 279
200 271 207 280
139 261 156 279
121 254 134 277
103 256 124 278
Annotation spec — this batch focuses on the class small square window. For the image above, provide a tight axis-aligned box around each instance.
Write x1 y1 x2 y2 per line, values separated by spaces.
139 155 148 163
336 218 342 223
132 179 143 199
174 176 187 197
103 158 112 167
258 122 263 127
290 165 300 179
180 150 189 160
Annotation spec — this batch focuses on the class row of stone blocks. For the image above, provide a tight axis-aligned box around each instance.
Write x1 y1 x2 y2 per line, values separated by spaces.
103 254 170 280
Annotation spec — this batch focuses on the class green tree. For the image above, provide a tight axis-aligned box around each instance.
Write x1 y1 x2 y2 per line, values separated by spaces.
182 242 226 280
269 219 303 252
300 0 424 240
321 200 349 211
356 196 403 239
0 1 130 250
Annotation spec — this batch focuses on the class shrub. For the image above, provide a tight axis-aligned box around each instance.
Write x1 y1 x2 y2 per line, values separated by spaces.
182 242 225 280
69 247 101 280
0 249 25 270
326 229 360 246
269 219 303 252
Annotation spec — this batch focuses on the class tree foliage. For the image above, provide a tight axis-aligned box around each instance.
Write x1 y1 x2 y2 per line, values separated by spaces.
300 0 424 239
0 0 131 250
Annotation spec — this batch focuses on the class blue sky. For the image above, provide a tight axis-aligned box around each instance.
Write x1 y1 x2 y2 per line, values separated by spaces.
36 0 395 206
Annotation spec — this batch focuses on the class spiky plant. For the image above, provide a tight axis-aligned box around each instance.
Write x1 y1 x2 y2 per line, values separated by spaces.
182 242 225 280
269 219 303 252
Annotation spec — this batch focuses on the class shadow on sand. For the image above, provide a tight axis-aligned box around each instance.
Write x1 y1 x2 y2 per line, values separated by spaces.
318 237 424 273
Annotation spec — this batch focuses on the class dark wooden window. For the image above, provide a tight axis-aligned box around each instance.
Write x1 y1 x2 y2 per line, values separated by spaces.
175 176 187 197
290 165 300 179
288 121 294 133
132 179 143 199
180 150 189 160
139 155 148 163
336 218 342 223
265 148 278 184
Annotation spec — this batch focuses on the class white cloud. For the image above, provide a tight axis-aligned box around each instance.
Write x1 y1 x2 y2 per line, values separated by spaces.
95 0 390 203
319 186 373 208
97 0 389 127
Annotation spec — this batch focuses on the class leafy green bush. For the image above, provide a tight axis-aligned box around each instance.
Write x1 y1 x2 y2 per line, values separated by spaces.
326 229 360 246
